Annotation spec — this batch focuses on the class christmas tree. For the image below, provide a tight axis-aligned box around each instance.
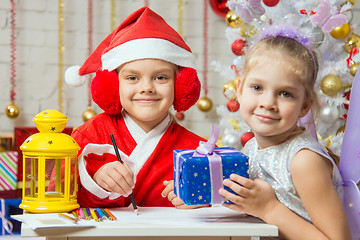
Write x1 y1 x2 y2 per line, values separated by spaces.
215 0 359 157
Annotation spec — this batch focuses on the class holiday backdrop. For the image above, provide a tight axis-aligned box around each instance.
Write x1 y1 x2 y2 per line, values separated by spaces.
0 0 360 140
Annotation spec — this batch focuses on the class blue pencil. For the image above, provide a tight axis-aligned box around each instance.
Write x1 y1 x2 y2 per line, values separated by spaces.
94 209 103 222
96 208 106 220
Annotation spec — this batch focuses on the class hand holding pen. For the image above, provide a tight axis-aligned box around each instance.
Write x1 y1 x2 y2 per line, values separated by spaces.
110 134 138 215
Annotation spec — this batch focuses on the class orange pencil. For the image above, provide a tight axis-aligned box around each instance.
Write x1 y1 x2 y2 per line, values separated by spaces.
104 208 117 221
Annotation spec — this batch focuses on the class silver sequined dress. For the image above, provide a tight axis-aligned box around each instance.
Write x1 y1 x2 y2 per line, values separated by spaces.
242 131 344 222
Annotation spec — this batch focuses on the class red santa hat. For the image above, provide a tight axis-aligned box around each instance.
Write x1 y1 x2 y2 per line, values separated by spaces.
65 6 200 114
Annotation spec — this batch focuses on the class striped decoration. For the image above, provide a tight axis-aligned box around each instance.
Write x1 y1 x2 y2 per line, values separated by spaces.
0 151 18 191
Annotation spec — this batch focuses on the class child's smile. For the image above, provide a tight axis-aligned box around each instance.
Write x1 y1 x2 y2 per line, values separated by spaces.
254 113 280 123
118 59 175 133
238 53 310 148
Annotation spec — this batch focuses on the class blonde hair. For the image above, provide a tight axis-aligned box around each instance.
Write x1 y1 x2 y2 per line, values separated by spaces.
240 36 319 112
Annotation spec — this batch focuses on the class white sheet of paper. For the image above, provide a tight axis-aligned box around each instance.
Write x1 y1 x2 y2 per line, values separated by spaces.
11 213 96 230
13 206 257 230
110 205 250 225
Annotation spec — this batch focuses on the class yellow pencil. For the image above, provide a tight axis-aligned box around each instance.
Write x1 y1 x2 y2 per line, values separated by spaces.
90 209 99 222
58 212 78 224
72 210 80 222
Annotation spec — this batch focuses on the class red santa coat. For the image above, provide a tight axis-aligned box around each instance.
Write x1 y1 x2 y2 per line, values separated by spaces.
72 112 204 208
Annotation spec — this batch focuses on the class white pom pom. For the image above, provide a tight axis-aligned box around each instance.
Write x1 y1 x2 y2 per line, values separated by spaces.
65 65 89 87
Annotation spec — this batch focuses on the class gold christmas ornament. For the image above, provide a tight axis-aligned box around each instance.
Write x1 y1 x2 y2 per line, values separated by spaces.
336 125 346 135
197 95 213 112
226 117 240 130
240 24 256 38
350 62 359 76
330 23 351 39
82 106 97 122
5 102 20 119
234 76 241 88
344 33 360 53
223 80 237 99
347 0 358 5
225 10 243 28
320 74 342 96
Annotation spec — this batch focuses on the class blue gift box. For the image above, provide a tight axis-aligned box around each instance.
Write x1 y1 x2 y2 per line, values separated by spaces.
0 198 22 235
174 147 248 205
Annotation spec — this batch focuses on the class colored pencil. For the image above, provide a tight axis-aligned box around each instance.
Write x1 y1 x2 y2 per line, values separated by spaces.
94 209 103 222
96 208 106 220
100 208 111 220
72 210 80 222
58 213 78 224
86 208 93 219
75 208 80 217
110 134 138 215
82 207 90 220
104 208 117 221
78 208 85 219
90 209 99 222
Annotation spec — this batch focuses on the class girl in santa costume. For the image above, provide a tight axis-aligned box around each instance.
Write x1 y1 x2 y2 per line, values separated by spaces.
65 7 204 208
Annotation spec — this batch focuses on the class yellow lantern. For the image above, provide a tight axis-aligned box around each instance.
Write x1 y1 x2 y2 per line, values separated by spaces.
19 110 80 213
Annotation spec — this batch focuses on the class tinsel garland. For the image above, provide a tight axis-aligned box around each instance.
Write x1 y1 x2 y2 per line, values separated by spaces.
178 0 183 37
203 0 209 95
58 0 64 112
88 0 93 107
10 0 16 103
111 0 116 30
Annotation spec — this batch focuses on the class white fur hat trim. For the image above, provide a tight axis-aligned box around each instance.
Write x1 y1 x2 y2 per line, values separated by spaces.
65 65 90 87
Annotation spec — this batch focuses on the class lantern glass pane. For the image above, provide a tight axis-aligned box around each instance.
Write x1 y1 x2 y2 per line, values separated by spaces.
70 157 77 196
24 157 38 197
45 158 65 199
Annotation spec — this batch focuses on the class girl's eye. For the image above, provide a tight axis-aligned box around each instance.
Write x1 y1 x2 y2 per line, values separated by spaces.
251 85 262 91
280 91 292 98
127 76 138 81
155 75 168 81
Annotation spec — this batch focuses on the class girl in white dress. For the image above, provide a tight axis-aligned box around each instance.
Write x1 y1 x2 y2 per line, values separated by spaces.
219 26 351 240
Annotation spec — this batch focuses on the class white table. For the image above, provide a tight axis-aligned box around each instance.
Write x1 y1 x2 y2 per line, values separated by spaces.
20 206 278 240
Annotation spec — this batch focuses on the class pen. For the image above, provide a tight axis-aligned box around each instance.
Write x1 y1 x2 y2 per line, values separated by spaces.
110 133 138 215
58 212 78 224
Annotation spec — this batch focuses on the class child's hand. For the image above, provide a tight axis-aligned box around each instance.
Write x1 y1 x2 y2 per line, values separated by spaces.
93 161 134 196
162 180 210 209
219 174 279 220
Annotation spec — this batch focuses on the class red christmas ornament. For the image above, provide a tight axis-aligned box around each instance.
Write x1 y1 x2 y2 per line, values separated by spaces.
175 112 185 121
263 0 280 7
231 39 247 56
241 132 255 146
343 90 351 110
227 99 240 112
209 0 229 18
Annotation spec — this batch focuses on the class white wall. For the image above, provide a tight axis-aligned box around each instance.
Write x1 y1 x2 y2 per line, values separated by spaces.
0 0 359 137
